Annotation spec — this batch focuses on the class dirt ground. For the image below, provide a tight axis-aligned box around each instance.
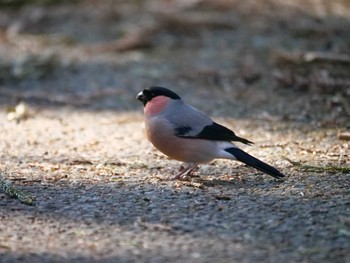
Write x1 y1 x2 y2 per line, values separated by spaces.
0 0 349 262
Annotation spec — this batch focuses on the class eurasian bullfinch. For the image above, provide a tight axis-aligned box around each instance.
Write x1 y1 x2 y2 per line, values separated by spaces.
137 86 285 180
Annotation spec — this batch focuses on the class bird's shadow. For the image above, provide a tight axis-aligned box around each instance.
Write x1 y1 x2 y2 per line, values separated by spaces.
163 172 286 189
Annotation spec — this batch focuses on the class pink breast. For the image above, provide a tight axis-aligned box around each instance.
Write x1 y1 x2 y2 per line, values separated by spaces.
144 96 169 116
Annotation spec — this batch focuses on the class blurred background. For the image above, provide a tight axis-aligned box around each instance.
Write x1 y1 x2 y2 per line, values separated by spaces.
0 0 349 126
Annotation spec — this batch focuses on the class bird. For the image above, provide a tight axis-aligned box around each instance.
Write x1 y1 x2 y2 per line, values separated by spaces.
136 86 285 180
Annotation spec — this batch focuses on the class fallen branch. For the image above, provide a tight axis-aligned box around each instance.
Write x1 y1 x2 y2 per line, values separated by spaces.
84 10 238 53
283 157 350 173
84 25 162 52
303 51 350 64
274 50 350 65
0 172 36 206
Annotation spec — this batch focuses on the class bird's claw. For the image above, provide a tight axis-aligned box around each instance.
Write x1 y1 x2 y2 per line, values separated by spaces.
168 165 198 180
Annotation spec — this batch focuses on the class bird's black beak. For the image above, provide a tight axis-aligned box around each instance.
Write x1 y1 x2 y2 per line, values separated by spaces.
136 91 147 106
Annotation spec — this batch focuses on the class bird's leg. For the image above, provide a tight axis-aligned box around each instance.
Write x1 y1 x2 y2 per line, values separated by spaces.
183 165 198 178
178 165 185 172
168 166 192 180
169 163 198 180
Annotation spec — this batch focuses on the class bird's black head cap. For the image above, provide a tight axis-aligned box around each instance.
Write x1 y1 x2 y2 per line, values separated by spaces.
136 86 181 106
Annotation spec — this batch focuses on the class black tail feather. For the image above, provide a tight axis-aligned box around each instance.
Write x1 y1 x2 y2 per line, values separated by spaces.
225 147 285 179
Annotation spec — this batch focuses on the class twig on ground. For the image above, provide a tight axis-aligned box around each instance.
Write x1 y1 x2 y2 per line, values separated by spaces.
84 25 162 52
303 52 350 64
0 172 36 206
84 10 238 53
274 50 350 65
283 157 350 173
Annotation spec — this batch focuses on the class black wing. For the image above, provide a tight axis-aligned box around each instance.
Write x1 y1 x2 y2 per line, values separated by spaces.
176 122 253 145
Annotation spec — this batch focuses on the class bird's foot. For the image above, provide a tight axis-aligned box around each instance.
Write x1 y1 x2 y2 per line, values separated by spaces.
169 165 198 180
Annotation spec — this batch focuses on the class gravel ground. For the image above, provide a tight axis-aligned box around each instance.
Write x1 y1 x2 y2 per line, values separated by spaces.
0 1 349 262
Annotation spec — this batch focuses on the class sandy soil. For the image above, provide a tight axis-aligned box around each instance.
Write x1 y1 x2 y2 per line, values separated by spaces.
0 1 349 262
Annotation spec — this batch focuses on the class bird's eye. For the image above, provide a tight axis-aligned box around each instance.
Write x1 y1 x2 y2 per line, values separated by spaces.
143 90 156 101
